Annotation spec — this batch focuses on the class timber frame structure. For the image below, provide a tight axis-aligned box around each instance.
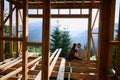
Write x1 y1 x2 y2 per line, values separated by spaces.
0 0 120 80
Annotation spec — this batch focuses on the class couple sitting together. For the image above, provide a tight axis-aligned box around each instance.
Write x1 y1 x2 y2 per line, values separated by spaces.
66 43 87 60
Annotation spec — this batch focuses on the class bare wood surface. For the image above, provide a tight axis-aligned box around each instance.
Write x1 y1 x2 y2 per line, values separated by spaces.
116 5 120 75
42 0 50 80
9 3 13 58
0 56 41 80
28 14 89 18
0 0 4 61
57 58 66 80
49 49 62 77
0 53 33 71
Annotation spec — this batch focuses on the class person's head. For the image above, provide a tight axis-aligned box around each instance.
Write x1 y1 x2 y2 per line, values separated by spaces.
72 43 76 48
77 43 81 48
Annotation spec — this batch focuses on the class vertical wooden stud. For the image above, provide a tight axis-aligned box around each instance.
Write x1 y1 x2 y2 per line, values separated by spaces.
9 3 13 58
87 8 92 60
98 0 116 80
0 0 4 61
42 0 50 80
16 8 20 57
116 6 120 76
22 0 28 80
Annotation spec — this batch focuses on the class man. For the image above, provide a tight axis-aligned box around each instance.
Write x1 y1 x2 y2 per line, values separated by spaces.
75 43 87 60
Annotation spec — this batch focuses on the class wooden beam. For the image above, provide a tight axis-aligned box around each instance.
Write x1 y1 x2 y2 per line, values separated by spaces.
22 0 28 79
0 58 14 65
51 71 97 79
4 7 16 24
49 49 59 63
0 0 4 61
91 35 98 60
108 41 120 45
28 14 89 18
49 49 62 77
115 5 120 76
42 0 50 80
57 58 66 80
0 37 23 41
16 8 21 57
27 42 42 46
107 0 115 69
9 3 13 58
0 57 22 71
87 8 92 60
0 56 41 80
0 54 33 72
98 0 116 80
91 8 100 31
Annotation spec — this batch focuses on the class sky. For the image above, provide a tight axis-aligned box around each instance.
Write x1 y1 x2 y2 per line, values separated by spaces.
4 0 120 37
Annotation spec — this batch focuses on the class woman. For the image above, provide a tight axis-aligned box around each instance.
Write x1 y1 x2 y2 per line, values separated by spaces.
66 43 77 60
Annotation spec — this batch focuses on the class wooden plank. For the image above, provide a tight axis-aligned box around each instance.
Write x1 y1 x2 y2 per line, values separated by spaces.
9 3 13 58
91 8 100 31
22 0 28 79
116 5 120 76
49 49 62 77
4 7 16 24
91 36 98 60
16 8 21 57
27 42 42 46
51 71 97 79
0 56 41 80
57 58 66 80
33 49 59 80
42 0 50 80
0 0 4 61
0 57 22 70
108 41 120 45
87 8 92 60
0 54 33 71
49 49 59 63
0 58 15 65
98 0 116 80
0 37 23 41
107 0 115 69
28 14 89 18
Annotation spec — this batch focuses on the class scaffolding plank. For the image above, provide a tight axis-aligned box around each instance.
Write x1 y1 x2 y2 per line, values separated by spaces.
57 58 66 80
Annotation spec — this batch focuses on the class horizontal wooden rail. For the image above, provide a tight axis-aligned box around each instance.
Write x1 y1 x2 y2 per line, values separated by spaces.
108 41 120 46
0 37 23 41
51 71 97 80
27 42 42 46
28 14 89 18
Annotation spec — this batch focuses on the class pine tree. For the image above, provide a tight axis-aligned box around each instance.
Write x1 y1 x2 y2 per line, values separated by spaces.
50 26 62 52
60 28 71 57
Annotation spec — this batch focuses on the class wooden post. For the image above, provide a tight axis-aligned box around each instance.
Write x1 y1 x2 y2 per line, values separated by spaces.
16 8 20 57
107 0 115 69
116 6 120 76
42 0 50 80
87 8 92 60
98 0 116 80
9 3 13 58
0 0 4 61
22 0 28 79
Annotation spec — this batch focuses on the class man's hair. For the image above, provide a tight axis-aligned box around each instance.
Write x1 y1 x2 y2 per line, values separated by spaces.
78 43 81 46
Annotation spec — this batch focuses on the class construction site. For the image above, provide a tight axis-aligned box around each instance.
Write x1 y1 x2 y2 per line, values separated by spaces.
0 0 120 80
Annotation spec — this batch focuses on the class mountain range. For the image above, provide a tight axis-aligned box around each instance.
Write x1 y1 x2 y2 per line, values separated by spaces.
13 21 118 49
